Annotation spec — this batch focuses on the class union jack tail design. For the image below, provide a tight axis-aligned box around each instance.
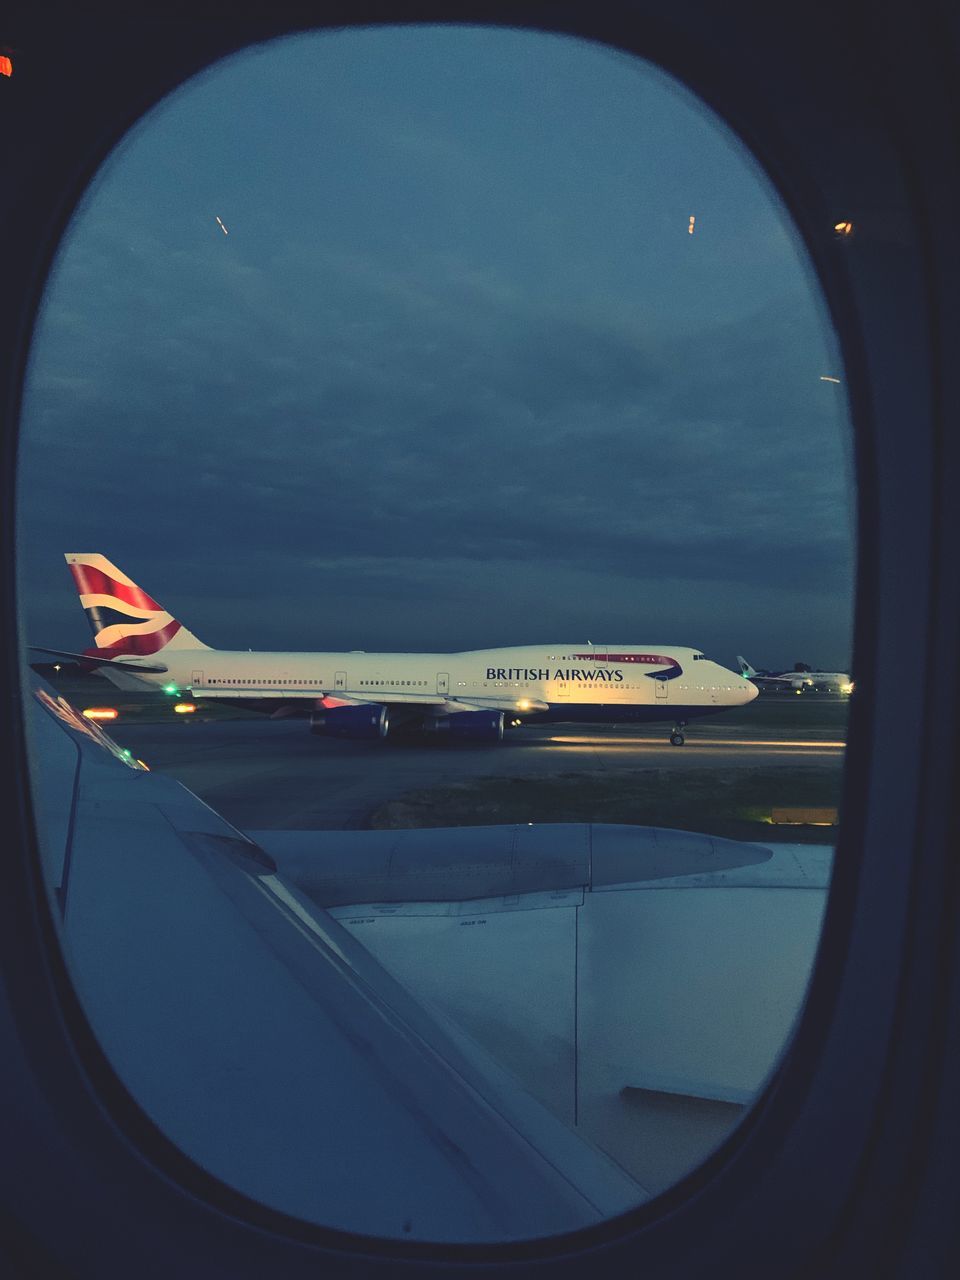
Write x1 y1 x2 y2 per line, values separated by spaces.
65 553 210 659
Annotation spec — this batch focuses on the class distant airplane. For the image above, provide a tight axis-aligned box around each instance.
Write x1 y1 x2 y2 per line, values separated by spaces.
737 655 854 694
35 553 758 745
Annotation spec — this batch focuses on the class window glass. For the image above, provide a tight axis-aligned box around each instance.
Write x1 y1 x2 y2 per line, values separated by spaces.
19 24 852 1241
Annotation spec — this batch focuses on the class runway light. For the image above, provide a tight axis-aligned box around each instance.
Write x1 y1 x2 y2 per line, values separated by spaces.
688 215 696 235
834 219 854 237
82 707 118 721
173 702 197 714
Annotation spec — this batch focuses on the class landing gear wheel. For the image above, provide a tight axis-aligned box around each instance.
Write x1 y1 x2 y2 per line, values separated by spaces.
670 730 685 747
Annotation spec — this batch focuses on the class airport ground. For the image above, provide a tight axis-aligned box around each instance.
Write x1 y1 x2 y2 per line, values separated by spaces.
68 681 851 843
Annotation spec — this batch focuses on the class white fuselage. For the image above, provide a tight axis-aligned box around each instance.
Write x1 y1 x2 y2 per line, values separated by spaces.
103 643 757 723
772 670 853 692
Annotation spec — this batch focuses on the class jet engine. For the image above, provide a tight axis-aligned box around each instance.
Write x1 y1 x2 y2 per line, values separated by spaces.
424 710 505 742
310 704 389 739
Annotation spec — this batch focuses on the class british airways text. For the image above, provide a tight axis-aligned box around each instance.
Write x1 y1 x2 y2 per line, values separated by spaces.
486 667 625 682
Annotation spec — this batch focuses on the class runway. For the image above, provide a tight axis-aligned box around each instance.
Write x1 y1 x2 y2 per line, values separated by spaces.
108 715 846 832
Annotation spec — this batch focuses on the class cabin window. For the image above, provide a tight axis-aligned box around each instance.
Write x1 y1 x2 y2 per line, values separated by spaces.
19 20 852 1246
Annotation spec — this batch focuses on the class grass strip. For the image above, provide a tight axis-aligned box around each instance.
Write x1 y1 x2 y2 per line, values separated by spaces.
368 765 843 843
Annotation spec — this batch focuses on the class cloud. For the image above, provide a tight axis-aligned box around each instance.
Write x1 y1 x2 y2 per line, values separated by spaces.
16 26 854 667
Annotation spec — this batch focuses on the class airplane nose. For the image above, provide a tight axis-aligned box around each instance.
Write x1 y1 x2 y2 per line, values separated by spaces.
743 679 759 703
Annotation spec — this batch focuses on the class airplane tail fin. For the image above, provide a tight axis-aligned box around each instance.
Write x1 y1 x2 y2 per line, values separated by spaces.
64 554 211 660
736 655 757 679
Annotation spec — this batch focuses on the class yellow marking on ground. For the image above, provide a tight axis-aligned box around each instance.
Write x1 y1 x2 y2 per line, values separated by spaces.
771 806 839 825
546 735 845 750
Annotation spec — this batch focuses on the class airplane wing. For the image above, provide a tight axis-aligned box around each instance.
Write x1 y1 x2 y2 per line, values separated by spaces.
448 695 550 714
335 692 550 715
189 688 527 747
196 688 550 720
27 671 644 1239
194 688 448 706
27 668 831 1226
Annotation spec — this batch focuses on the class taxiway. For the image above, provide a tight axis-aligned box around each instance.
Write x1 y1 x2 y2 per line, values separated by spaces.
109 716 846 832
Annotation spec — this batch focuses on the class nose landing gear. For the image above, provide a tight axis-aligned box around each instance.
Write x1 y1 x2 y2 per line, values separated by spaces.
669 722 687 746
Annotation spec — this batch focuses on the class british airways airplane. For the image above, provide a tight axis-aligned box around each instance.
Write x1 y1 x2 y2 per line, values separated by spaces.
39 553 757 745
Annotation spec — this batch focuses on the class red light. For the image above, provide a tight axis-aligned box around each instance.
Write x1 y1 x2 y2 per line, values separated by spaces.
0 57 12 78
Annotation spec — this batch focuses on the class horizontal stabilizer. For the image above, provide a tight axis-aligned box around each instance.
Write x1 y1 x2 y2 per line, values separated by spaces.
29 644 168 674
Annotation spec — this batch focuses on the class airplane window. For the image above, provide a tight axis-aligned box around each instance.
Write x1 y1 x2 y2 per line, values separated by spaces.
18 23 852 1244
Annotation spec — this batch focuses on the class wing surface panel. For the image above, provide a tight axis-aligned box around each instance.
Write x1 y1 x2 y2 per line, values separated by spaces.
322 841 830 1197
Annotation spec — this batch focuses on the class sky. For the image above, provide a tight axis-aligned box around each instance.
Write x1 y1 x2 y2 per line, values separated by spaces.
17 24 855 670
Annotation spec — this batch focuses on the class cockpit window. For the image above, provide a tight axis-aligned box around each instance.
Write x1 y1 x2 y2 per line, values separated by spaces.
19 24 852 1242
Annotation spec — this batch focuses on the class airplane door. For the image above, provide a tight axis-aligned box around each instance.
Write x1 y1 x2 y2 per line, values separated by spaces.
437 672 449 695
335 671 346 691
191 669 204 689
655 677 668 700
